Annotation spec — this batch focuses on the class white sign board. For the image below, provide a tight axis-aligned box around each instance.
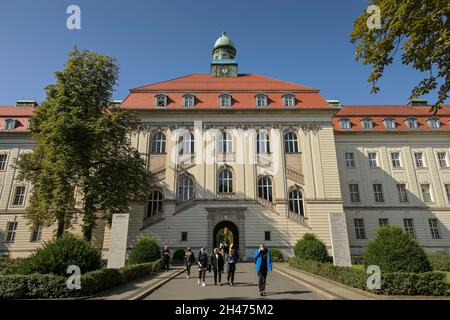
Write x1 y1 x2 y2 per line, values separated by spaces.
328 212 352 267
107 213 130 269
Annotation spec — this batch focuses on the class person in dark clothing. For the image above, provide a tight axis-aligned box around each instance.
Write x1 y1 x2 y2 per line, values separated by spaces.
226 248 237 286
184 246 195 279
210 248 225 285
197 247 208 287
252 244 273 296
162 245 170 270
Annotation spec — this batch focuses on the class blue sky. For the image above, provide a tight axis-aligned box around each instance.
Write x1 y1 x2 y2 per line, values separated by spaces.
0 0 447 105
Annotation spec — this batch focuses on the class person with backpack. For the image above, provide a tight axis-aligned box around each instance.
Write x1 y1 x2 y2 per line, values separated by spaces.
252 243 273 296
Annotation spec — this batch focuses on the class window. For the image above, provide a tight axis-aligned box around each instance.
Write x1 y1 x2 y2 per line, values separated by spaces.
147 190 163 218
288 189 304 216
4 119 16 131
349 184 361 203
218 131 232 154
344 152 355 168
183 95 195 108
368 152 378 167
151 132 166 154
354 219 366 239
429 219 441 239
6 222 18 242
264 231 271 241
397 184 408 203
384 118 396 129
219 94 232 107
255 94 268 107
155 95 167 107
284 132 299 153
12 186 26 206
373 184 384 203
406 117 418 129
0 154 7 171
445 184 450 201
421 184 432 203
378 218 389 227
403 218 415 238
178 131 194 155
257 177 273 202
339 118 351 129
437 152 448 168
178 176 194 202
218 169 233 193
390 152 401 168
181 232 188 242
361 118 373 129
257 131 270 154
428 117 441 128
283 94 295 107
30 225 43 242
414 152 425 168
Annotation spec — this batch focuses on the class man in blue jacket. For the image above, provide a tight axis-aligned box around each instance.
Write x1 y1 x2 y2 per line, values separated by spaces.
253 243 272 296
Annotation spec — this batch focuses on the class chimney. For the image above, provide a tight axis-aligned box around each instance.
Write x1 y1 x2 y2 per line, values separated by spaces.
327 99 341 108
407 98 428 107
16 100 38 107
110 100 123 107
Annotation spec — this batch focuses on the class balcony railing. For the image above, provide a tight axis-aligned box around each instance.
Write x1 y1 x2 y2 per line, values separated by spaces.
257 197 277 212
287 210 309 227
286 167 304 184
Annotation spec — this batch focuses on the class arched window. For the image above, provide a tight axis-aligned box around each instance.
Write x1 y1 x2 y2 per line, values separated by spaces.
155 94 167 107
428 117 441 128
258 177 273 202
183 94 195 108
288 189 304 216
218 169 233 193
257 130 270 154
219 94 232 107
151 132 166 154
283 94 295 107
4 119 16 131
284 132 299 153
255 94 268 107
384 118 396 129
147 190 163 218
406 117 418 129
218 131 232 154
179 131 194 155
178 176 194 202
361 118 373 129
339 118 351 129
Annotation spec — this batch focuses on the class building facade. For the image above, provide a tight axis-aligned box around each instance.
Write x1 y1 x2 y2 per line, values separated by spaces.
1 34 449 259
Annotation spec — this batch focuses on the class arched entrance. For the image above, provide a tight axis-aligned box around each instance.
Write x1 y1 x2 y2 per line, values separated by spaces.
213 221 239 250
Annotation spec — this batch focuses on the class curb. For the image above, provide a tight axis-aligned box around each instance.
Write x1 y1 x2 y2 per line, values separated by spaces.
128 268 185 300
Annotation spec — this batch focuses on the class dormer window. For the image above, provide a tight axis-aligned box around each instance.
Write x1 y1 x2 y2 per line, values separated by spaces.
361 118 373 129
384 118 396 129
183 94 195 108
406 117 418 129
4 119 16 131
428 117 441 128
155 94 167 107
255 94 268 107
339 118 351 129
219 94 232 107
283 94 295 107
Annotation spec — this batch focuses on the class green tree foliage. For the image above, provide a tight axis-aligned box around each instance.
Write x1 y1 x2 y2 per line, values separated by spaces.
294 233 331 263
351 0 449 112
128 236 161 265
17 47 150 239
363 225 432 273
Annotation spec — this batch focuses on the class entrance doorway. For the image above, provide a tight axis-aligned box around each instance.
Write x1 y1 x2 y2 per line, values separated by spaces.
213 221 239 251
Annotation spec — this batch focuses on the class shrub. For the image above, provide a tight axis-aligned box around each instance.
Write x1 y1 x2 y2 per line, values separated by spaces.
351 256 364 265
127 236 161 265
0 257 27 275
172 249 185 264
427 252 450 272
294 233 331 263
270 248 284 262
363 225 431 273
17 233 101 276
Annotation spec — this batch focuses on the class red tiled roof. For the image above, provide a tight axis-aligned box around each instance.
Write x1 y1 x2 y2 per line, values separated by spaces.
0 106 34 133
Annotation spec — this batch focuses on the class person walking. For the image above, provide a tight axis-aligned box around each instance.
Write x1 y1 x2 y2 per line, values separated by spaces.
197 247 209 287
210 248 224 285
162 245 170 271
252 243 272 296
226 248 237 286
219 244 226 274
184 246 195 279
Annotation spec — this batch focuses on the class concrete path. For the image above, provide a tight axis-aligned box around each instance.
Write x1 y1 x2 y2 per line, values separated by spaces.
145 263 323 300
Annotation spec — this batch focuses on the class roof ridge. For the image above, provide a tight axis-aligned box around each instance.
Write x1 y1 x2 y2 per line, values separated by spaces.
131 74 201 91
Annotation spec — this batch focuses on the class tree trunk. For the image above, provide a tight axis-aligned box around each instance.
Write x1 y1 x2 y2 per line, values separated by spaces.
56 219 65 238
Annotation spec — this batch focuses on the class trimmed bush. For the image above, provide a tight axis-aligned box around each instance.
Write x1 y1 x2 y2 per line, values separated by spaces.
0 258 27 275
172 249 186 263
351 256 364 265
270 248 284 262
128 236 161 265
363 225 431 273
294 233 331 263
427 252 450 272
17 234 101 276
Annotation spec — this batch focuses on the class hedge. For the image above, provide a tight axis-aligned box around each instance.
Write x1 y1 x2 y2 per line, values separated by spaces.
270 249 284 262
0 259 163 299
427 253 450 272
289 257 449 296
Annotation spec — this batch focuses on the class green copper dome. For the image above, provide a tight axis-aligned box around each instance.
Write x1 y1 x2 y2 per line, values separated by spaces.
214 32 234 49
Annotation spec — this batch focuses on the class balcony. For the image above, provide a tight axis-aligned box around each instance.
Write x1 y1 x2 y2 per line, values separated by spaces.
287 210 309 227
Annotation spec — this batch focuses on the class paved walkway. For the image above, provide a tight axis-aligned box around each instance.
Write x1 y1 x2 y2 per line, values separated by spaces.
145 263 323 300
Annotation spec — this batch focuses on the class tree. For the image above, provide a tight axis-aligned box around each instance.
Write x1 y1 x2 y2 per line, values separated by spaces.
351 0 449 112
17 47 150 239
